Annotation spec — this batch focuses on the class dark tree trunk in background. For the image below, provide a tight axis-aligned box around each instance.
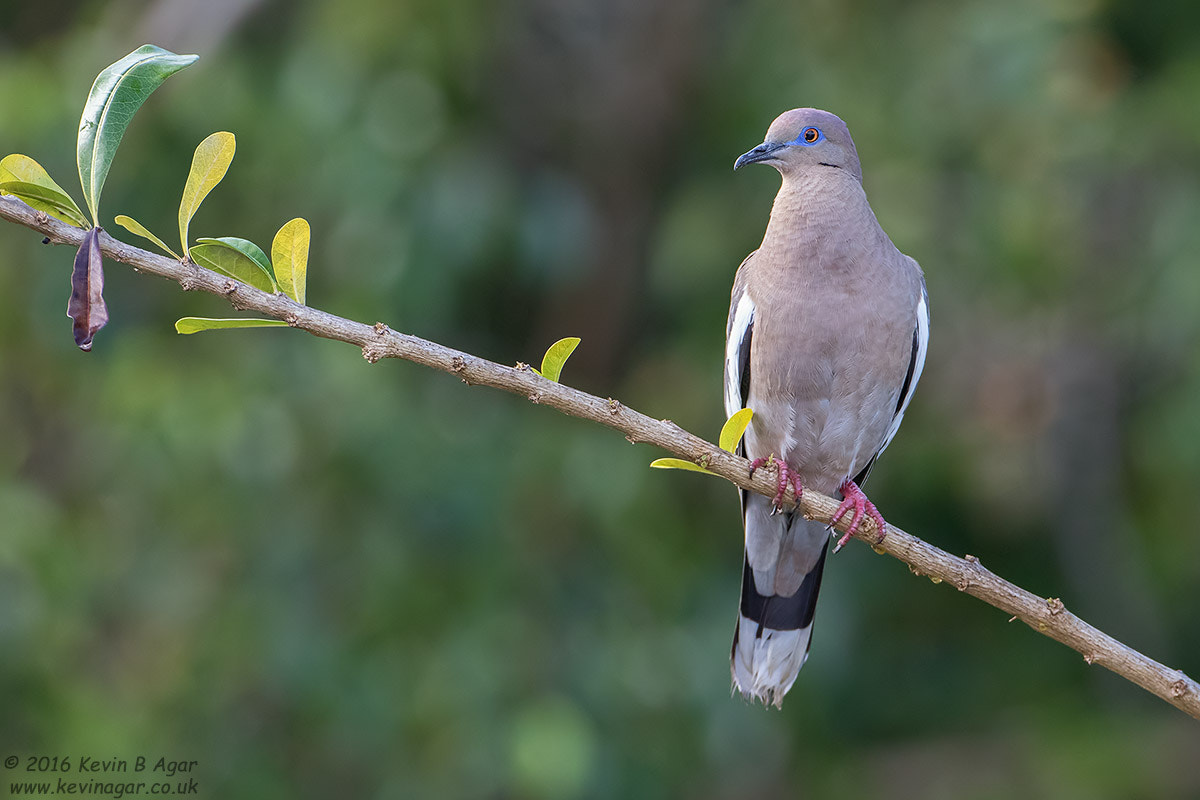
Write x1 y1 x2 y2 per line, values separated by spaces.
492 0 707 384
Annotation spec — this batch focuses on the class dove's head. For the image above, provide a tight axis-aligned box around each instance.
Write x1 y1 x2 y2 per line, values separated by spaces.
734 108 862 182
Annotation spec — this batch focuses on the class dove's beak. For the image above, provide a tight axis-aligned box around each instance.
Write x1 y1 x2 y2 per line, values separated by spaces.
734 141 785 170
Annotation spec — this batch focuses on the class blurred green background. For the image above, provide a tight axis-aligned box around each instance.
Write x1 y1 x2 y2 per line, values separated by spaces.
2 0 1199 797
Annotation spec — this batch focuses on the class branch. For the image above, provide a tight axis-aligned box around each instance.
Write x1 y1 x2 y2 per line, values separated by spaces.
3 193 1197 720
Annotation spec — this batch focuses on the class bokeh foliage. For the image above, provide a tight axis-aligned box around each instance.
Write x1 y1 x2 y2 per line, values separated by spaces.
2 0 1199 797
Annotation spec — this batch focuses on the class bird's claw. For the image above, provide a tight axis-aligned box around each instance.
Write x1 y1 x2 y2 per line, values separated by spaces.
748 454 772 478
829 479 887 553
749 454 803 512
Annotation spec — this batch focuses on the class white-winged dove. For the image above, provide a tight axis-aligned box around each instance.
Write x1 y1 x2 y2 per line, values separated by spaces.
725 108 929 707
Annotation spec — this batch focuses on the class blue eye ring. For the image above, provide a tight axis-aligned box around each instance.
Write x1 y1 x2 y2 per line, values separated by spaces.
802 127 820 144
789 126 823 146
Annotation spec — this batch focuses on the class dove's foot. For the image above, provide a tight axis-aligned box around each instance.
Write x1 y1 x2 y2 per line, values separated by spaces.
749 455 803 513
830 479 887 553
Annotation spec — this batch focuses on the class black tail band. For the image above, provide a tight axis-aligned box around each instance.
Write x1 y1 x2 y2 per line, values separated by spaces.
738 546 828 632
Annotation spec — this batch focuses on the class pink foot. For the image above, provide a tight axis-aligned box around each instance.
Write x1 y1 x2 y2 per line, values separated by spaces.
830 479 887 553
749 455 803 512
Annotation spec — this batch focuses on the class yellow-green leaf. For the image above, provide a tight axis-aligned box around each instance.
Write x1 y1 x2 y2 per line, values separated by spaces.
649 458 716 475
0 181 92 228
178 132 235 253
539 337 580 383
114 214 179 258
0 154 89 227
719 407 754 453
190 242 276 293
271 217 309 303
175 317 287 334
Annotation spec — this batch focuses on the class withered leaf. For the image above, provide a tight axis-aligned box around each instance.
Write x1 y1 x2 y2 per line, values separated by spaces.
67 227 108 351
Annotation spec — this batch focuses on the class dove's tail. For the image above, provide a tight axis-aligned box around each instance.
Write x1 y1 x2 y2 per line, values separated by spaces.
731 500 829 708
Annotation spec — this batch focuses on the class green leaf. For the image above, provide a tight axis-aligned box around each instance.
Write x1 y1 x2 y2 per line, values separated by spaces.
195 237 273 281
178 132 235 253
0 181 92 228
77 44 198 225
539 337 581 383
190 241 276 293
271 217 310 303
649 458 716 475
175 317 288 334
0 154 89 227
718 407 754 453
113 214 179 258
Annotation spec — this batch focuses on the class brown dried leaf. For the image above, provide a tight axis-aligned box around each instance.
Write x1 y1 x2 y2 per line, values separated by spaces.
67 227 108 351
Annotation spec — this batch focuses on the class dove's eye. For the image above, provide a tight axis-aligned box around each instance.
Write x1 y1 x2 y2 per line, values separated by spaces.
802 127 820 143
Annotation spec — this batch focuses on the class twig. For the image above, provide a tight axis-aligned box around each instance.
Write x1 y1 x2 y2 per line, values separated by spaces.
2 193 1197 720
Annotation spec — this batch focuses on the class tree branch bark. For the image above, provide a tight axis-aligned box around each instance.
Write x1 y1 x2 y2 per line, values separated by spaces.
3 194 1197 720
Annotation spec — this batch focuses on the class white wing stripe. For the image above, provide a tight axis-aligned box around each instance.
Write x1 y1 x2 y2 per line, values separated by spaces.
879 288 928 453
724 292 755 419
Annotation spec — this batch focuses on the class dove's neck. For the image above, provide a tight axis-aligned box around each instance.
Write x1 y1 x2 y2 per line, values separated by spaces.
759 169 883 270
